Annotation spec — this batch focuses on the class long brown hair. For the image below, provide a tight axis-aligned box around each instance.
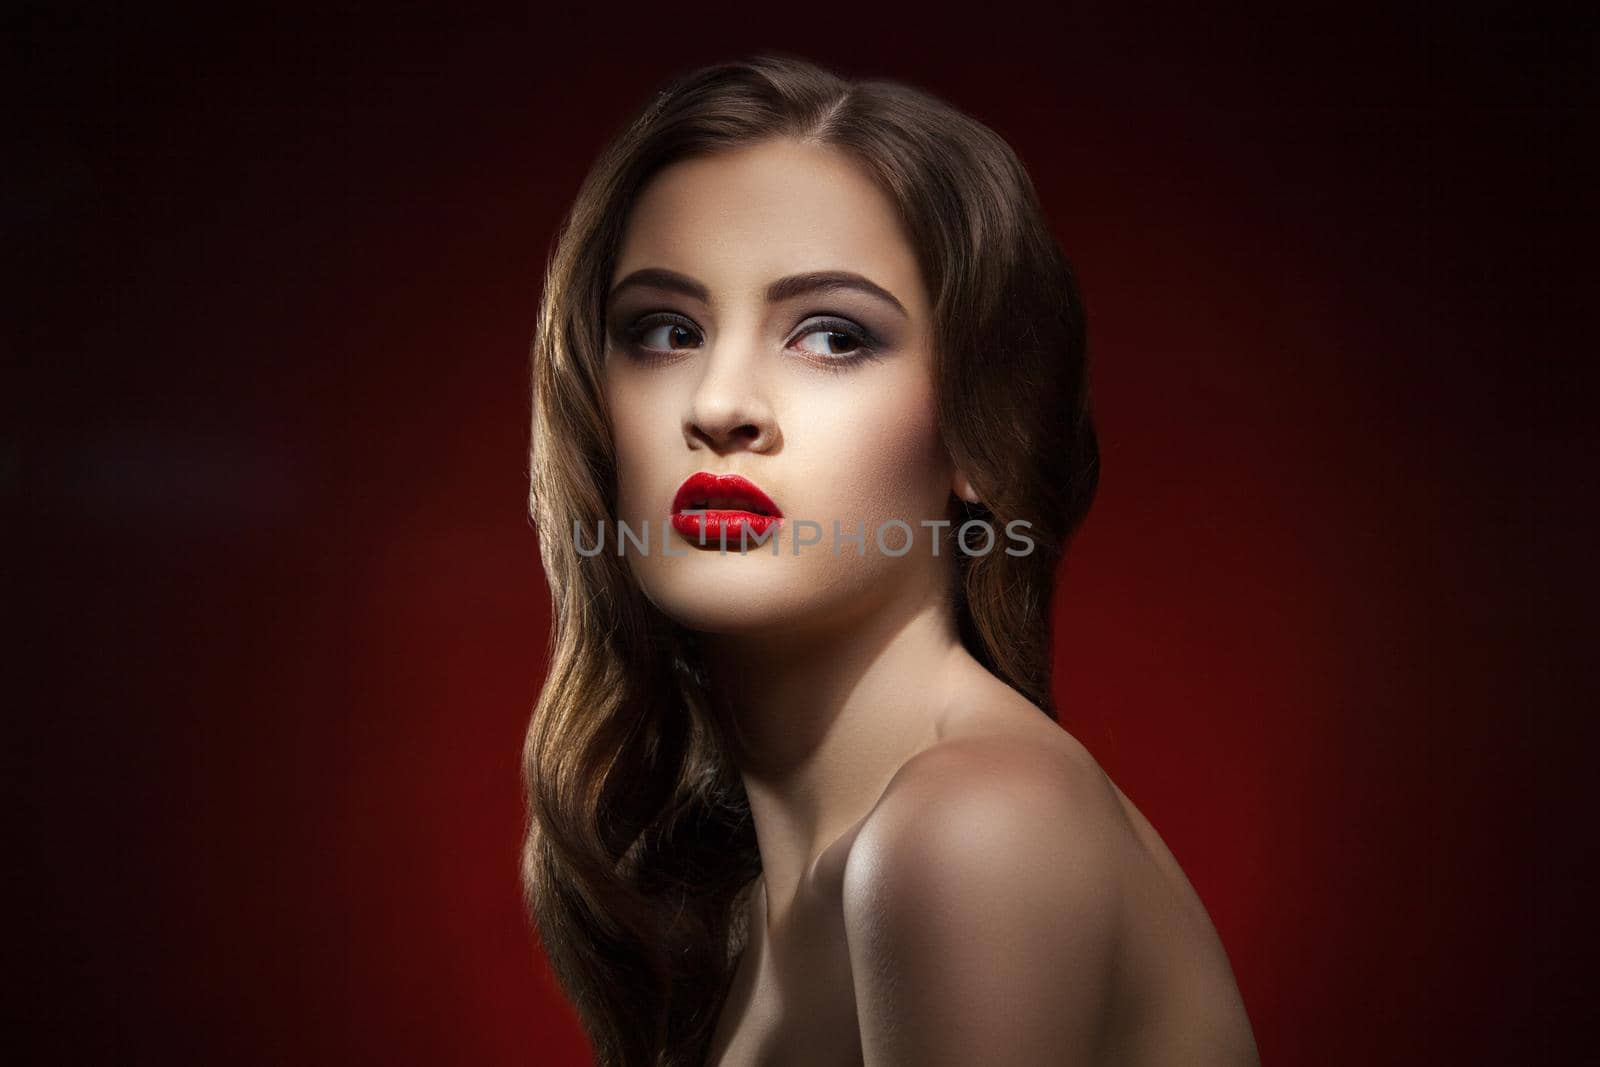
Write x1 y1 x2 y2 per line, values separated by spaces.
522 53 1098 1067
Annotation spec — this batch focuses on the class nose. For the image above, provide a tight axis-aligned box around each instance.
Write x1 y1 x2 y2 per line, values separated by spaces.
683 336 780 454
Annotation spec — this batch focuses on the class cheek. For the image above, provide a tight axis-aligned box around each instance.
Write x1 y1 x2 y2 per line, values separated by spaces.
604 376 670 521
813 372 948 521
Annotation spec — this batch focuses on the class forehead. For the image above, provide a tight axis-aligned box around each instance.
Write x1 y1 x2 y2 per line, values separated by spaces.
611 137 926 308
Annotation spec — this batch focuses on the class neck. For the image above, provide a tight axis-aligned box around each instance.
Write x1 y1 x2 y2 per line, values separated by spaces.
699 578 971 928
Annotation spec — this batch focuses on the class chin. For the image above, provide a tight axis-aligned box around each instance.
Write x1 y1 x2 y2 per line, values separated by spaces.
631 551 885 638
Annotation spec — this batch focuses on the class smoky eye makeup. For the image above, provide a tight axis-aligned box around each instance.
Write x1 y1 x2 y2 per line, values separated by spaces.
784 314 886 371
604 304 701 363
624 311 703 355
606 302 896 371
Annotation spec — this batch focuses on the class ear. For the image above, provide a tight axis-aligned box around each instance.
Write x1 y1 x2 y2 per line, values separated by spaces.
951 468 982 506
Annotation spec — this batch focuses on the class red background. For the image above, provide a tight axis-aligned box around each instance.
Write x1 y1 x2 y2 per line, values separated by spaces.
13 3 1589 1064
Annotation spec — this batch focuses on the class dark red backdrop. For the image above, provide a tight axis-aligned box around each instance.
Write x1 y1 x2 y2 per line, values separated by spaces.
14 3 1589 1064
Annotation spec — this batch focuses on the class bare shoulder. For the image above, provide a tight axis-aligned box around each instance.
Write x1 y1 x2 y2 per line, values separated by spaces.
852 668 1136 878
839 708 1137 1063
842 720 1134 925
837 676 1261 1066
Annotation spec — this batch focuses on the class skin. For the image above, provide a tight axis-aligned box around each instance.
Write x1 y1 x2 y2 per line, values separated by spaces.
601 136 1260 1066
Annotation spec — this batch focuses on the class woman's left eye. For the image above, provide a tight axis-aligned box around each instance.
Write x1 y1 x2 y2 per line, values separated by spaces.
791 323 868 358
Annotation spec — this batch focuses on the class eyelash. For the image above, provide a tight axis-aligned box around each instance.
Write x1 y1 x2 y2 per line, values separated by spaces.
619 312 883 372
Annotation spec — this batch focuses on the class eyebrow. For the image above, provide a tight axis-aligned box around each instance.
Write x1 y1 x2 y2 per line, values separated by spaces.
607 267 909 319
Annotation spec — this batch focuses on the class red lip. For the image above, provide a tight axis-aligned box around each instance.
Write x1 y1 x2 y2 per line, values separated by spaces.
670 472 783 548
671 472 782 517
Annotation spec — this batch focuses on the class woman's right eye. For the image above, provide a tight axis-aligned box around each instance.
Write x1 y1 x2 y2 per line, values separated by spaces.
629 316 702 353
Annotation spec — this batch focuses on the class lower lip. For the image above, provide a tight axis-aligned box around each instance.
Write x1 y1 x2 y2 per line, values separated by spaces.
671 510 783 546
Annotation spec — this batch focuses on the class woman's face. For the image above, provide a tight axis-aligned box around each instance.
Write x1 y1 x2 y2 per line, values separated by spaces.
602 136 960 637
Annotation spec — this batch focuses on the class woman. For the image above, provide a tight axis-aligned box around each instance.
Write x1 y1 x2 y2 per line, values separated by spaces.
522 54 1259 1067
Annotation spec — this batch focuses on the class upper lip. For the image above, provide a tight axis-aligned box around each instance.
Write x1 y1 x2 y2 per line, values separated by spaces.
672 472 782 517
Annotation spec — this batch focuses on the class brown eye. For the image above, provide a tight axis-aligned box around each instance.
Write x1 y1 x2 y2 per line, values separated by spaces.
638 321 700 350
793 328 863 356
